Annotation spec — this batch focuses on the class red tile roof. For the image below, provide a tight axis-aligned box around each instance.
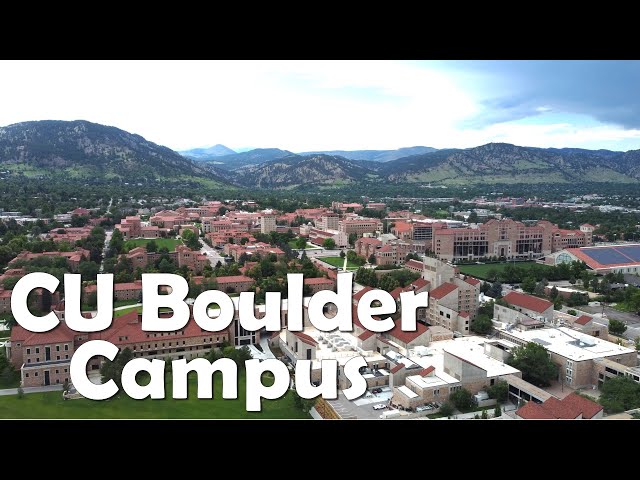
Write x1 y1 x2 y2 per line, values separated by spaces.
353 286 374 302
293 331 318 347
358 330 374 341
357 238 382 246
390 364 404 374
503 291 553 313
459 311 470 318
561 392 603 419
465 277 481 286
304 277 334 285
516 393 602 419
389 287 404 300
215 275 254 284
429 282 458 300
575 315 592 326
419 366 435 377
386 321 429 345
516 401 556 419
405 259 423 270
410 278 429 290
18 322 77 347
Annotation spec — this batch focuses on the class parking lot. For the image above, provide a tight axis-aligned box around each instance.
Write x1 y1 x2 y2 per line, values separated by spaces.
327 388 395 419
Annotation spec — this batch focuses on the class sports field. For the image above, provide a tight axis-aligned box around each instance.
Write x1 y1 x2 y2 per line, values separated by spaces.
457 261 550 280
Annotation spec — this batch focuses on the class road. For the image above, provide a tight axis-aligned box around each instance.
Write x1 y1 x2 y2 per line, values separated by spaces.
199 238 226 267
99 229 113 273
572 304 640 340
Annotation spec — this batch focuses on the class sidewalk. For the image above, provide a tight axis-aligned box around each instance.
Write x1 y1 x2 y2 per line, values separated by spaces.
0 385 63 396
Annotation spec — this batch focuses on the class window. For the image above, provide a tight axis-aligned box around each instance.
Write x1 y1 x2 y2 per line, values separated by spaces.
35 348 40 354
35 372 38 377
55 369 59 374
25 373 29 378
26 348 31 354
64 368 68 373
56 345 60 352
64 344 69 351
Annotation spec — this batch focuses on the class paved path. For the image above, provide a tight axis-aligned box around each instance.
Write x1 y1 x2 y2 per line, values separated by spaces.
259 337 276 359
0 385 63 396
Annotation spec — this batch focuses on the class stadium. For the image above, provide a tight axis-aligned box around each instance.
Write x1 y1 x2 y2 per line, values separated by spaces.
545 243 640 275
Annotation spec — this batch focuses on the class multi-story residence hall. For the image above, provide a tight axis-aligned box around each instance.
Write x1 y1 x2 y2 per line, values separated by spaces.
7 306 233 388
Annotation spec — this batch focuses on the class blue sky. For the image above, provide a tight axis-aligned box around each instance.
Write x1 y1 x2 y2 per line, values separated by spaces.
1 60 639 152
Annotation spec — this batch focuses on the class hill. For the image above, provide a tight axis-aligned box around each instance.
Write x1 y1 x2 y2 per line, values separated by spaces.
299 146 437 162
234 154 381 189
380 143 640 185
202 148 295 171
179 144 236 160
0 120 230 186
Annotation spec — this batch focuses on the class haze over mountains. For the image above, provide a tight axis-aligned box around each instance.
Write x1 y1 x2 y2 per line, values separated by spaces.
2 120 640 190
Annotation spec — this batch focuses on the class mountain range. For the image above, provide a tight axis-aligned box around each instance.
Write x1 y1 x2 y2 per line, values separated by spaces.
1 120 640 190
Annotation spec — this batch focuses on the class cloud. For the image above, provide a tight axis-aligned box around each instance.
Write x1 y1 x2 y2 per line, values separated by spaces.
449 60 640 129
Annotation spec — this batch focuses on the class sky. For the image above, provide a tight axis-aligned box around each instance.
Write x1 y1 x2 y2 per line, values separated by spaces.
1 60 640 153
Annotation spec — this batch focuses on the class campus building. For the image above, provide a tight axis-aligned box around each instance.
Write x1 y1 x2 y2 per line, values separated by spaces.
545 243 640 274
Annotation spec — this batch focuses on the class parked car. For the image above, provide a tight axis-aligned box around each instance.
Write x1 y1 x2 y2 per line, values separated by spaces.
372 388 382 394
372 403 387 410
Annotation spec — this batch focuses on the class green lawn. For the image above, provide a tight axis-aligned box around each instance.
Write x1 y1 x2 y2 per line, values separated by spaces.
114 299 141 308
125 238 182 252
114 306 142 318
457 261 549 280
0 371 309 419
612 302 638 313
288 239 318 250
317 256 361 270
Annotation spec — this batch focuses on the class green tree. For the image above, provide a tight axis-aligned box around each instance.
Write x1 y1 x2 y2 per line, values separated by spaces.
368 254 376 265
567 309 577 316
494 404 502 417
549 286 559 299
487 380 508 402
322 238 336 250
481 408 488 419
146 240 158 252
508 343 558 387
182 229 201 250
109 228 124 254
295 237 307 250
599 376 640 413
449 388 476 411
439 401 454 417
292 390 317 413
348 233 358 247
608 318 627 336
471 314 493 335
339 250 346 258
487 281 503 298
100 347 133 390
521 276 536 294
